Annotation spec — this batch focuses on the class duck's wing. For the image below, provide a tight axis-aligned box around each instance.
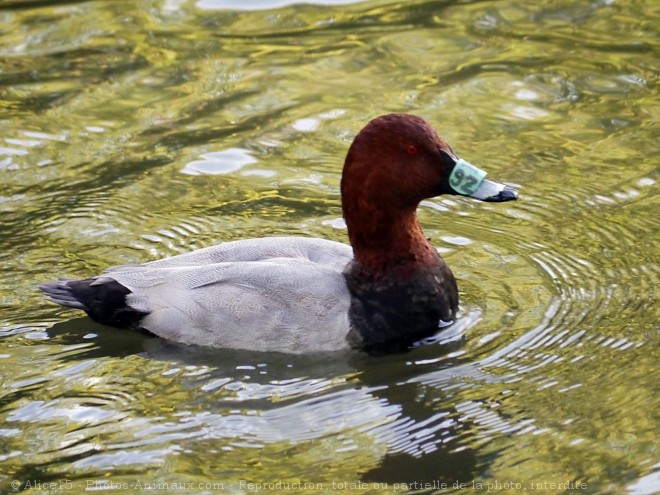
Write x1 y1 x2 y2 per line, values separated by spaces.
108 257 352 353
139 236 353 272
40 237 355 353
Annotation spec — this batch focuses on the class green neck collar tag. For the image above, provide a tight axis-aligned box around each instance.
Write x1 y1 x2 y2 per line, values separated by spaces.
448 159 487 195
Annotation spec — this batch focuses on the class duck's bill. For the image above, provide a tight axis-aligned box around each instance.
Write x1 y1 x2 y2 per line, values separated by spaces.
468 178 518 202
444 154 518 202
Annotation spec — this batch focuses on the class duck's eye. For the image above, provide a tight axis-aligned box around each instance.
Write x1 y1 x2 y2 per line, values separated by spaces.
405 145 418 155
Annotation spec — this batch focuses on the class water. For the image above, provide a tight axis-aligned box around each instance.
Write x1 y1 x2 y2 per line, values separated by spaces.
0 0 658 493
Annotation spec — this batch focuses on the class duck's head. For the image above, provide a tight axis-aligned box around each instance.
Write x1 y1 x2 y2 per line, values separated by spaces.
341 113 517 216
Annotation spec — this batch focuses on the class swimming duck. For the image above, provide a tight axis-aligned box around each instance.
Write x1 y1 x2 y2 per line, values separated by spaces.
40 114 517 354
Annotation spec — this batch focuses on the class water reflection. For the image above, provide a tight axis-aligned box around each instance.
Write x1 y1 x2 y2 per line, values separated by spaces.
4 318 483 486
182 147 257 175
196 0 365 11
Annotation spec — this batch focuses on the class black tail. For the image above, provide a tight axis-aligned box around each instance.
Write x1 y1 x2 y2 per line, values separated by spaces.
39 280 90 310
39 278 148 329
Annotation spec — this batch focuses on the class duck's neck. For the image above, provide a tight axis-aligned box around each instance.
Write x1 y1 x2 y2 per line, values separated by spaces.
345 206 439 274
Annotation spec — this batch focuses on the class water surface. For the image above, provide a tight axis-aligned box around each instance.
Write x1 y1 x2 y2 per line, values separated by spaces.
0 0 658 494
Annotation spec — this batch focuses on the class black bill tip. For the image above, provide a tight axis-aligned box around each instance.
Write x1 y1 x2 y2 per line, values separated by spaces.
483 186 518 202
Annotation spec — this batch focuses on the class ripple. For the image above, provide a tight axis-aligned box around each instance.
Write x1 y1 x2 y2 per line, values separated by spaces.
72 449 170 470
7 400 118 424
196 0 364 10
369 410 456 456
132 216 220 258
181 148 257 176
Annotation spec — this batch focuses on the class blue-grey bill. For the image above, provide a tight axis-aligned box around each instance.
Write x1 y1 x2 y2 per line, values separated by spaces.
467 179 518 202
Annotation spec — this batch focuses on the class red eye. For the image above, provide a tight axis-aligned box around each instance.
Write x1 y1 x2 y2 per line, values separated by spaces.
406 145 418 155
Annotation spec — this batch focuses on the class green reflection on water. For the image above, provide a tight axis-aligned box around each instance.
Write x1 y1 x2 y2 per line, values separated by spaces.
0 0 658 494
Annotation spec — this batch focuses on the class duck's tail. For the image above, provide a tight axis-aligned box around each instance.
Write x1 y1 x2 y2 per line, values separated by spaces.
39 280 90 310
39 278 148 329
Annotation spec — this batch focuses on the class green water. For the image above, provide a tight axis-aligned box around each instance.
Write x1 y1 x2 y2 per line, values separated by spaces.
0 0 658 494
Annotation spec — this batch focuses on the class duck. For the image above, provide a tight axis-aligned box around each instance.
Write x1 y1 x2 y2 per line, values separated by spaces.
40 114 517 354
